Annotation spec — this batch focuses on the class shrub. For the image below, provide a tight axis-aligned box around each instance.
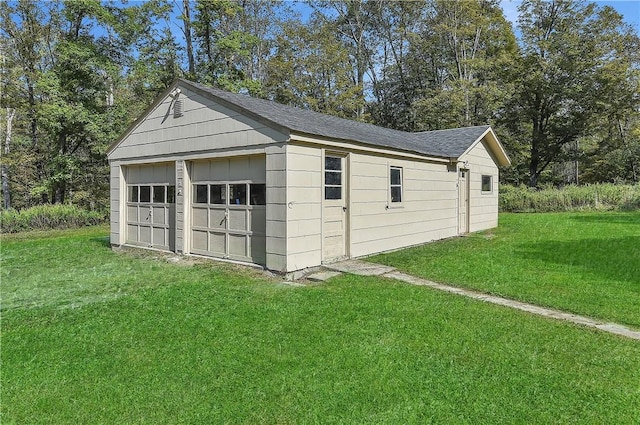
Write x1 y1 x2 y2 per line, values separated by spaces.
500 183 640 212
0 204 107 233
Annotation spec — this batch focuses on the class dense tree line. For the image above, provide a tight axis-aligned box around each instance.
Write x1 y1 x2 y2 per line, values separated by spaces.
1 0 639 211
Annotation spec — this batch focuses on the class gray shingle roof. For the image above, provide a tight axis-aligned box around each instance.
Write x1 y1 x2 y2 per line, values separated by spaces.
180 79 490 160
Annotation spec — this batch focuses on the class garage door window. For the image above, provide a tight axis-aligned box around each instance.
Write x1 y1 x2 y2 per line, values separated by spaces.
210 184 226 204
229 184 247 205
195 184 208 203
250 184 266 205
194 183 266 206
129 185 175 204
140 186 151 203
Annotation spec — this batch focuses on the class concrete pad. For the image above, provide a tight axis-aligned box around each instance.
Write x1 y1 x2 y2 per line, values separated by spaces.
326 260 395 276
306 271 342 282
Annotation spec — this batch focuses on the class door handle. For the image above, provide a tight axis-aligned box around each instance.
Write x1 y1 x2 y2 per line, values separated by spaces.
342 206 347 212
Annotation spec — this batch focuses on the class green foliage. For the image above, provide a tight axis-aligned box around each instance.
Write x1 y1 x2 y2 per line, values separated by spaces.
500 183 640 213
502 0 640 187
2 227 640 423
0 204 106 233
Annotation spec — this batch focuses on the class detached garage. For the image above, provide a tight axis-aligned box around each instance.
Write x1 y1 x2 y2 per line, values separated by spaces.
107 79 510 273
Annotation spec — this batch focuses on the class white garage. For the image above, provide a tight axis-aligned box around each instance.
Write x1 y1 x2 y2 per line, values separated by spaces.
107 78 510 274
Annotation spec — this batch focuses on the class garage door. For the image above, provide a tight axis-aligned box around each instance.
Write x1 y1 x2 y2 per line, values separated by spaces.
190 157 266 265
126 163 176 251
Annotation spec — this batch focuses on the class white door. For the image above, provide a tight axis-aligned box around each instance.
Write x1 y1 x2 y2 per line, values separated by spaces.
126 163 176 251
323 154 348 262
190 157 266 265
459 169 469 234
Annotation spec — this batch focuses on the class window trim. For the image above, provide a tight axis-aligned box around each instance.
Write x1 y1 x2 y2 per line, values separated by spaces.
191 182 266 207
388 165 404 207
127 184 175 205
324 155 343 201
481 174 493 193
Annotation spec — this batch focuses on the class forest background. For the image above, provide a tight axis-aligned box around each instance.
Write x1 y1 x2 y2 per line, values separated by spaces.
1 0 639 213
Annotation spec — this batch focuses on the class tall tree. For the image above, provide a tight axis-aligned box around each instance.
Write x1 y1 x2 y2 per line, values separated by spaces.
504 0 640 187
264 14 363 118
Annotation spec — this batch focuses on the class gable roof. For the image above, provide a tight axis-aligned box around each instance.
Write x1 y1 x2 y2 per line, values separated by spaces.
108 78 510 166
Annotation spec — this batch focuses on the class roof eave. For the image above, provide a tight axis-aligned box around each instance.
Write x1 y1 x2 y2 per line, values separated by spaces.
290 131 451 163
459 126 511 167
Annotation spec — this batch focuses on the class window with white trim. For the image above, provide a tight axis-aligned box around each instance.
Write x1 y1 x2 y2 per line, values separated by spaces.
481 175 492 192
324 156 342 200
390 166 403 203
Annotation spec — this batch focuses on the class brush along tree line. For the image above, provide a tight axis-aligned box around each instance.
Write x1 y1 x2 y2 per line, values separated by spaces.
1 0 638 214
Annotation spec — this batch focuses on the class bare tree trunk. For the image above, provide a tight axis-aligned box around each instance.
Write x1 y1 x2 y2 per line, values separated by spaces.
2 108 15 209
183 0 195 78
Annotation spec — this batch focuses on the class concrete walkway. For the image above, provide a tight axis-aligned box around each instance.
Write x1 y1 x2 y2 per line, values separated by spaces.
321 260 640 341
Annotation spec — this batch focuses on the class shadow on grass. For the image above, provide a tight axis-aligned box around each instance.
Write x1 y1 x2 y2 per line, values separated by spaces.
91 236 112 249
517 236 640 286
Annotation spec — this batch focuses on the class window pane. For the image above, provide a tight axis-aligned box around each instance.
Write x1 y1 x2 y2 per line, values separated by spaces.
195 185 208 203
140 186 151 203
153 186 165 203
250 184 266 205
390 168 401 185
229 184 247 205
210 184 226 204
325 156 341 171
325 171 341 186
482 175 492 192
391 187 402 203
128 186 138 203
167 186 176 203
325 186 341 200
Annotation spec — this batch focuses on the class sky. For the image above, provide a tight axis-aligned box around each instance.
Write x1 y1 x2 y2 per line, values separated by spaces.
500 0 640 34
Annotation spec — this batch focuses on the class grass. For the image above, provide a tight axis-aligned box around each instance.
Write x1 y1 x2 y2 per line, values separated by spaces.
370 212 640 329
2 223 640 423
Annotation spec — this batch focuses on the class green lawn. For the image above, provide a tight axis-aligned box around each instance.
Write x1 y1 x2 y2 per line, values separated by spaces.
2 223 640 424
371 212 640 328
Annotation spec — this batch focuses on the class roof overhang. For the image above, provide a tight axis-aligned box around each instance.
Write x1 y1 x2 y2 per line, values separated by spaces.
459 126 511 167
289 131 452 164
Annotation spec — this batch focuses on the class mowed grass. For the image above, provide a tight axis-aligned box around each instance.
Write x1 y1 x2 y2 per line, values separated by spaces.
2 225 640 424
371 212 640 328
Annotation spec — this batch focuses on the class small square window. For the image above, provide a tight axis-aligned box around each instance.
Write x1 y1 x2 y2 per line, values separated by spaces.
325 186 341 200
153 186 165 203
210 184 226 204
139 186 151 203
229 184 247 205
128 186 138 203
167 186 176 203
195 185 208 203
250 184 266 205
482 175 492 192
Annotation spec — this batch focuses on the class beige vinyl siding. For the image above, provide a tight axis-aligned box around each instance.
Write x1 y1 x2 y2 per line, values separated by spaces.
286 144 322 270
461 140 499 232
349 153 458 258
110 164 124 245
175 160 186 253
109 87 287 161
265 145 287 271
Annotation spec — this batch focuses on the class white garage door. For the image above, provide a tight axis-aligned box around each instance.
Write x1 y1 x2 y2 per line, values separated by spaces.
190 157 266 265
126 163 176 251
